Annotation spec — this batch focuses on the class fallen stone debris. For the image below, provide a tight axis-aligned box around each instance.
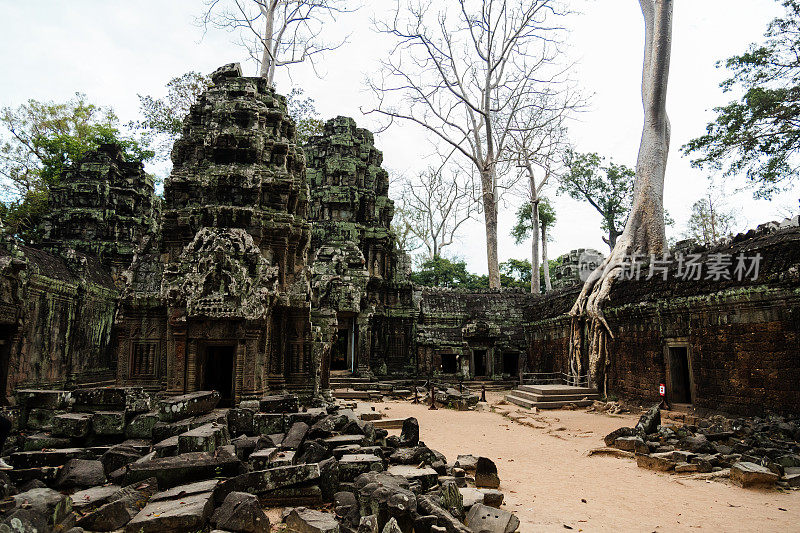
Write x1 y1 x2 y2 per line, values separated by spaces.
0 386 518 533
603 405 800 489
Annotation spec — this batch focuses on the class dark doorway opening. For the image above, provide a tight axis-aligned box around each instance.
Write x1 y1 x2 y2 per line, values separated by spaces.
473 349 487 377
668 346 692 404
331 330 349 371
441 353 458 374
503 352 519 376
0 326 14 405
203 345 235 406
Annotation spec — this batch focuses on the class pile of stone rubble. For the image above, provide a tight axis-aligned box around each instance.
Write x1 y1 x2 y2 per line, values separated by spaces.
0 387 519 533
604 405 800 488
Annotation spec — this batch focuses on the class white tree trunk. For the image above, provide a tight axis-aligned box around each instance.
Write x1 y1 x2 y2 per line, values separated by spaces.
531 197 541 294
542 221 552 292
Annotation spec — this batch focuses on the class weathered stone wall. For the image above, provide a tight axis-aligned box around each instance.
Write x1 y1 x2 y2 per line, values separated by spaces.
528 224 800 415
0 245 118 400
304 117 416 378
417 288 533 379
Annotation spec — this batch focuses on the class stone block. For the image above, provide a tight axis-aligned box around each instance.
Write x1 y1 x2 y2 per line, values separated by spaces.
126 412 159 439
153 436 180 458
228 408 255 435
76 478 159 531
284 507 339 533
54 459 106 489
92 411 126 436
253 412 286 436
464 503 519 533
386 465 438 491
259 394 299 414
70 484 121 510
339 454 383 483
125 484 216 533
177 422 230 454
151 410 228 442
218 464 321 499
158 391 220 423
731 461 779 487
324 434 366 449
248 448 277 470
125 451 242 488
10 448 95 469
270 450 296 468
13 488 73 526
636 452 677 472
475 457 500 489
281 422 309 450
25 408 56 430
22 432 71 451
52 413 92 438
211 491 270 533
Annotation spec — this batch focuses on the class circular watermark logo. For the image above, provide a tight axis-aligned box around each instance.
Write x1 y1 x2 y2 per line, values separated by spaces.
578 251 604 282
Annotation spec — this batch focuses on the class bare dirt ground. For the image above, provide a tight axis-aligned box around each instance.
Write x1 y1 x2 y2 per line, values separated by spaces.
378 393 800 532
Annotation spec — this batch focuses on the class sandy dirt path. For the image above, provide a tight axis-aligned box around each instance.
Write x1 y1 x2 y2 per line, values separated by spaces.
377 397 799 532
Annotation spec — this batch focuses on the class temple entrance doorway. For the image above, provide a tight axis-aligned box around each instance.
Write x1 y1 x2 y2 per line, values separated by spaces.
667 345 693 404
473 349 487 377
331 315 356 372
503 352 519 377
202 345 235 406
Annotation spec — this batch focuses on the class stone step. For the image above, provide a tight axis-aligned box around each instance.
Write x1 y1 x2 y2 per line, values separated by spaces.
504 394 596 410
370 418 405 429
332 390 382 400
518 384 598 396
509 389 600 403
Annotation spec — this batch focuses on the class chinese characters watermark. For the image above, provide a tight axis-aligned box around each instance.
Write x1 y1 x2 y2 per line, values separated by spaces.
578 252 762 282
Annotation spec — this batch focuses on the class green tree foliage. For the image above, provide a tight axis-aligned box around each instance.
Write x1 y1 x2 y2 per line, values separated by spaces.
0 93 151 242
559 151 635 251
510 198 557 245
499 259 531 289
130 71 212 161
683 0 800 198
684 189 738 246
411 256 487 289
287 88 325 146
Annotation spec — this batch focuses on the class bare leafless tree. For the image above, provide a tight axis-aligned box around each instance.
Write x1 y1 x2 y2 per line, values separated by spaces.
569 0 673 392
397 165 478 260
201 0 353 86
365 0 571 288
506 88 579 293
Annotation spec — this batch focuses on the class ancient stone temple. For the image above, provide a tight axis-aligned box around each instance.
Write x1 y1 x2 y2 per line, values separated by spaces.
116 64 315 404
304 117 416 379
41 143 159 281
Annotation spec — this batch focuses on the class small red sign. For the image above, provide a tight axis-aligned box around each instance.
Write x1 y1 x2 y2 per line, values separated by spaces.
659 384 666 396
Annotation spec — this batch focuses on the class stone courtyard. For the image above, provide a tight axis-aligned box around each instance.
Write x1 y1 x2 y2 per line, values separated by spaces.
0 60 796 533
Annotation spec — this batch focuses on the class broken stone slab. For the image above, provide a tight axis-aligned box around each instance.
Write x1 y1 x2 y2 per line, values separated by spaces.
636 452 677 472
13 488 73 527
603 427 637 447
464 503 519 533
177 422 231 454
158 391 220 423
72 387 131 412
614 436 646 453
25 408 57 431
211 491 270 533
54 459 106 489
52 413 92 438
386 465 438 491
270 450 296 468
440 481 463 519
217 464 321 500
149 479 220 503
253 413 286 435
153 436 180 457
318 457 340 503
355 472 416 527
126 412 159 440
228 408 255 436
125 483 216 533
11 448 95 469
92 411 126 436
454 455 478 472
232 435 271 460
281 422 310 451
417 495 470 533
324 434 367 449
259 394 299 414
783 467 800 487
0 508 48 533
459 488 484 509
730 461 780 488
284 507 339 533
479 489 504 508
71 485 121 510
249 448 278 470
636 406 661 435
76 477 159 531
261 485 324 507
101 445 142 475
125 450 243 488
151 410 229 442
475 457 500 489
16 389 72 410
22 432 72 451
339 454 383 482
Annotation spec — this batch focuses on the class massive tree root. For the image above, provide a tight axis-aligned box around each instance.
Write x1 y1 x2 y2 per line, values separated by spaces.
568 0 674 394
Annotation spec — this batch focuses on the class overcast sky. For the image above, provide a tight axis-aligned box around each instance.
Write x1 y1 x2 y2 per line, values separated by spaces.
1 0 797 274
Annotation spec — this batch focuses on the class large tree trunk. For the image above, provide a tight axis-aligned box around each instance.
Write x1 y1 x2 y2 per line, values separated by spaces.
481 168 500 288
260 1 276 83
531 196 541 294
542 221 552 292
569 0 673 393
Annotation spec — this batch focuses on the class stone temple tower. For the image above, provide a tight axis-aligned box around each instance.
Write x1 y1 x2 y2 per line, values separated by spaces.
116 64 316 403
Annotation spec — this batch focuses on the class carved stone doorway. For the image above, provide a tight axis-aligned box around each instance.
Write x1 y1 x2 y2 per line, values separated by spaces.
202 344 235 406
